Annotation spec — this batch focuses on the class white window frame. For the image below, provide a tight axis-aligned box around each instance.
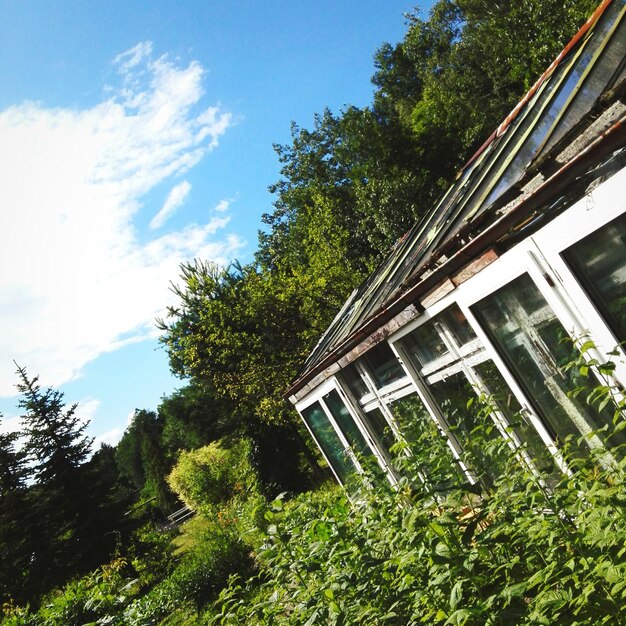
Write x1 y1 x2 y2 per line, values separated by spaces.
389 302 542 480
450 166 626 472
296 377 398 484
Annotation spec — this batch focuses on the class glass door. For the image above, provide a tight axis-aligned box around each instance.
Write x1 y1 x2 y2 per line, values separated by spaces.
530 169 626 388
455 171 626 468
471 272 625 460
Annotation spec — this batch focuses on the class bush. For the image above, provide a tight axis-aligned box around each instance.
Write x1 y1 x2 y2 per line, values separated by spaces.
124 529 254 624
207 397 626 625
2 557 138 626
167 439 260 516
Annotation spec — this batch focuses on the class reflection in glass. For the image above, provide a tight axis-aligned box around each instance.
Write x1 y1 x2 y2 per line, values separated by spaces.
400 320 449 367
364 406 396 458
323 390 385 480
472 273 625 458
439 305 478 346
562 212 626 346
363 342 406 389
301 402 356 483
473 360 557 479
323 390 372 459
430 372 504 485
389 393 463 488
341 363 370 401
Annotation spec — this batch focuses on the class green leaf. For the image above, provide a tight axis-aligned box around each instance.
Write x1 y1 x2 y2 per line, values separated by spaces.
450 580 464 610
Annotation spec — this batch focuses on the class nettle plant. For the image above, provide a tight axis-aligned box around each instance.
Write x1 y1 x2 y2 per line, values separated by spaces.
207 345 626 626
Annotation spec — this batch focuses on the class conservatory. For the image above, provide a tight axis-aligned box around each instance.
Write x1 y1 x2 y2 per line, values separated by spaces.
287 0 626 487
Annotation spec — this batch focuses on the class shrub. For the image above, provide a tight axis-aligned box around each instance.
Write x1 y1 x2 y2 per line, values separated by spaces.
124 529 254 624
207 393 626 625
167 439 260 516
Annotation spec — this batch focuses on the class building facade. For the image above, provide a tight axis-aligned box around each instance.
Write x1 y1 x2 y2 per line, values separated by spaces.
288 0 626 487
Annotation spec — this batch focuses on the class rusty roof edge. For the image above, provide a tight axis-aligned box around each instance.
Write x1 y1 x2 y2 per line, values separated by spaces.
285 114 626 399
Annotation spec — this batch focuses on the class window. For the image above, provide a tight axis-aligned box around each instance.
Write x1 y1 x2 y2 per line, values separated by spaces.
397 304 552 480
471 273 626 459
561 212 626 347
362 342 406 389
387 391 464 489
301 402 357 483
323 389 374 461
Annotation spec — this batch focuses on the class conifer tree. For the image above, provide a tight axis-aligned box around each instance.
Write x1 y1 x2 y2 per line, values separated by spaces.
16 364 94 596
0 417 30 605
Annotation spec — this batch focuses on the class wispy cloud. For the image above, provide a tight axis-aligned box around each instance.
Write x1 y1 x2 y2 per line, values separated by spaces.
0 414 22 435
150 180 192 229
75 398 101 426
0 42 244 396
213 198 233 213
94 427 124 449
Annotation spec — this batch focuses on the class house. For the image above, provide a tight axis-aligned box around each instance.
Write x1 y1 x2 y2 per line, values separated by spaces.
287 0 626 487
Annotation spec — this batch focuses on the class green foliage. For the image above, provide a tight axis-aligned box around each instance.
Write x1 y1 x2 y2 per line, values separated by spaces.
208 419 626 625
0 418 30 607
123 525 254 625
157 261 328 491
116 409 177 512
159 385 232 457
167 439 259 515
158 260 318 426
2 557 138 626
10 366 131 603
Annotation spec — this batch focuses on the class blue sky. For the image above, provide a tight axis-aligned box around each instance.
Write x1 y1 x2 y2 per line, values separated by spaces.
0 1 425 447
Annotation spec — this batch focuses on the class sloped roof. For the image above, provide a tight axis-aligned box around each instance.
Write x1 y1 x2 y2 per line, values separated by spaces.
290 0 626 398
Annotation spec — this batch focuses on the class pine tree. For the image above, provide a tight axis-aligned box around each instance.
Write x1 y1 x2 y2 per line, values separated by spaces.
16 364 93 597
0 417 31 605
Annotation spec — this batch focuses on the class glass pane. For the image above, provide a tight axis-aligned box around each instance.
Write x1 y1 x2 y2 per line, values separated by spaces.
323 390 373 459
561 212 626 346
400 320 449 368
542 5 626 155
341 363 369 401
364 406 396 458
388 393 463 488
471 273 625 458
363 342 406 389
473 360 557 478
439 305 477 346
301 402 356 483
484 0 624 208
430 372 505 484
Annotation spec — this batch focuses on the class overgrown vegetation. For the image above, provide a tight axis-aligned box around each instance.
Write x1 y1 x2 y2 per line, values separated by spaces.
1 1 616 624
6 378 626 624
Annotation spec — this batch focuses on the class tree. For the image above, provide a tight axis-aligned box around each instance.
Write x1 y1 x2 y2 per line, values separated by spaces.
16 365 94 594
159 384 236 457
158 261 329 491
115 409 177 513
0 418 30 606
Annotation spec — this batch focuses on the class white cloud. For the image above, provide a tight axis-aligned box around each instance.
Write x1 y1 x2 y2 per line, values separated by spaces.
0 414 22 435
150 180 192 229
113 42 153 74
75 398 101 426
0 42 244 396
94 427 124 449
213 198 232 213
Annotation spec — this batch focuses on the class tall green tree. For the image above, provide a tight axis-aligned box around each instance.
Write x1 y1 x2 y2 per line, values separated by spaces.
158 260 329 491
115 409 177 512
16 365 94 594
0 418 31 606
